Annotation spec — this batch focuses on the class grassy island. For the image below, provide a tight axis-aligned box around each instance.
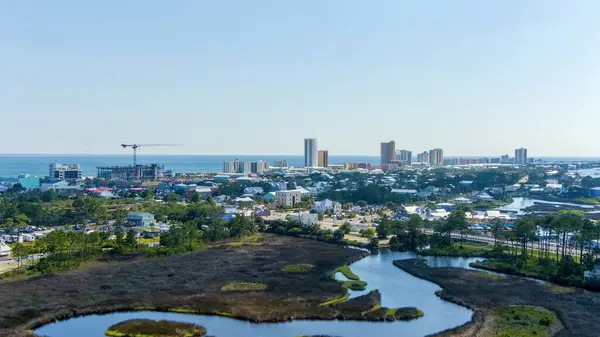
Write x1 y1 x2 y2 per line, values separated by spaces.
342 280 368 291
281 263 314 273
221 281 268 292
325 290 424 321
333 265 360 280
105 319 206 337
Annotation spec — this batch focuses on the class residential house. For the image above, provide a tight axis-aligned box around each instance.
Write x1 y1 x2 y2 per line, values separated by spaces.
485 210 502 218
425 209 450 220
454 197 472 204
18 174 41 190
127 212 155 226
295 186 312 198
269 182 289 191
275 190 302 207
0 243 11 257
475 193 494 201
422 186 441 194
391 189 418 195
40 180 82 192
436 203 456 211
313 199 342 214
505 184 521 193
265 192 277 203
402 205 422 215
214 175 231 182
235 196 254 203
194 186 214 199
289 213 319 225
243 187 264 195
213 195 228 203
545 183 564 193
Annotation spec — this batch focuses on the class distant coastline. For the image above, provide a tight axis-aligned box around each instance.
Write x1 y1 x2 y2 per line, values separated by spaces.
0 154 598 178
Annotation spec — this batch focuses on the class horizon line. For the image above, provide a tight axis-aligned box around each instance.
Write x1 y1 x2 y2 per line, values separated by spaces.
0 153 599 159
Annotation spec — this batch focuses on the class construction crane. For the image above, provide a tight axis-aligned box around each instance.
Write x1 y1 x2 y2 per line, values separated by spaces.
120 143 183 180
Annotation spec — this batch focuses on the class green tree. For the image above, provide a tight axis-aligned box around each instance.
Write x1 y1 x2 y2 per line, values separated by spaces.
11 242 29 273
190 192 201 203
41 189 57 202
114 226 125 246
340 222 352 234
359 227 375 238
164 193 181 202
113 208 128 226
514 216 537 259
368 236 379 250
490 218 504 244
126 229 137 246
333 229 345 242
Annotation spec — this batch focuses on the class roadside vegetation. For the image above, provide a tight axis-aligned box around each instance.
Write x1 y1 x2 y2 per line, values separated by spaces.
420 241 505 258
420 210 600 290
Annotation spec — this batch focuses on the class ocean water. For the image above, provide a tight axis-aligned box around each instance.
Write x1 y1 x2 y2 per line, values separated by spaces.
0 155 597 178
0 155 379 178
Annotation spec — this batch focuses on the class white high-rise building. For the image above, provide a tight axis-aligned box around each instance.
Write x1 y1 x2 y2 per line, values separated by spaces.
242 161 252 174
429 148 444 166
223 160 241 173
304 138 318 167
515 148 528 165
396 150 412 166
49 163 82 181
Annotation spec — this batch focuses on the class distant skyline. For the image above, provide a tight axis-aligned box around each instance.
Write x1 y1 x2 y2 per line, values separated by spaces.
2 1 600 156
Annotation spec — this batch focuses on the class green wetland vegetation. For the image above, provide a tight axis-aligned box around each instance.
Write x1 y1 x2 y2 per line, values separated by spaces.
489 306 558 337
395 259 599 337
220 281 268 292
333 265 360 280
281 263 314 273
105 319 207 337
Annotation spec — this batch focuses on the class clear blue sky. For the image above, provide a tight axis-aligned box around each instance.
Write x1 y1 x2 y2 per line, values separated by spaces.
2 1 600 157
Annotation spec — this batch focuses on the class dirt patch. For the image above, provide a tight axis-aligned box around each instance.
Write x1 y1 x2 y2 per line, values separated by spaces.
395 259 600 337
0 234 375 337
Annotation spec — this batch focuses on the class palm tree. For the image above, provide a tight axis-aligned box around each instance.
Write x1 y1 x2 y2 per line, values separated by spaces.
490 218 504 244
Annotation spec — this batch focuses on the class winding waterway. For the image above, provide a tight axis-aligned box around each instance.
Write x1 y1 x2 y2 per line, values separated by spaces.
36 252 478 337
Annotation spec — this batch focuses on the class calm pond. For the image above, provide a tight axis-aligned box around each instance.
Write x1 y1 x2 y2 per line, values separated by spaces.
498 196 596 214
36 251 478 337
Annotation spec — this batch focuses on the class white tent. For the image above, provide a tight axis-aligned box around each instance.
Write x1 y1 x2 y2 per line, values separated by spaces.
0 243 12 257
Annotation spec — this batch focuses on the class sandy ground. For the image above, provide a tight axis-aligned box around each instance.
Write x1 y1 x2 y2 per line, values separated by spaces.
0 259 18 274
